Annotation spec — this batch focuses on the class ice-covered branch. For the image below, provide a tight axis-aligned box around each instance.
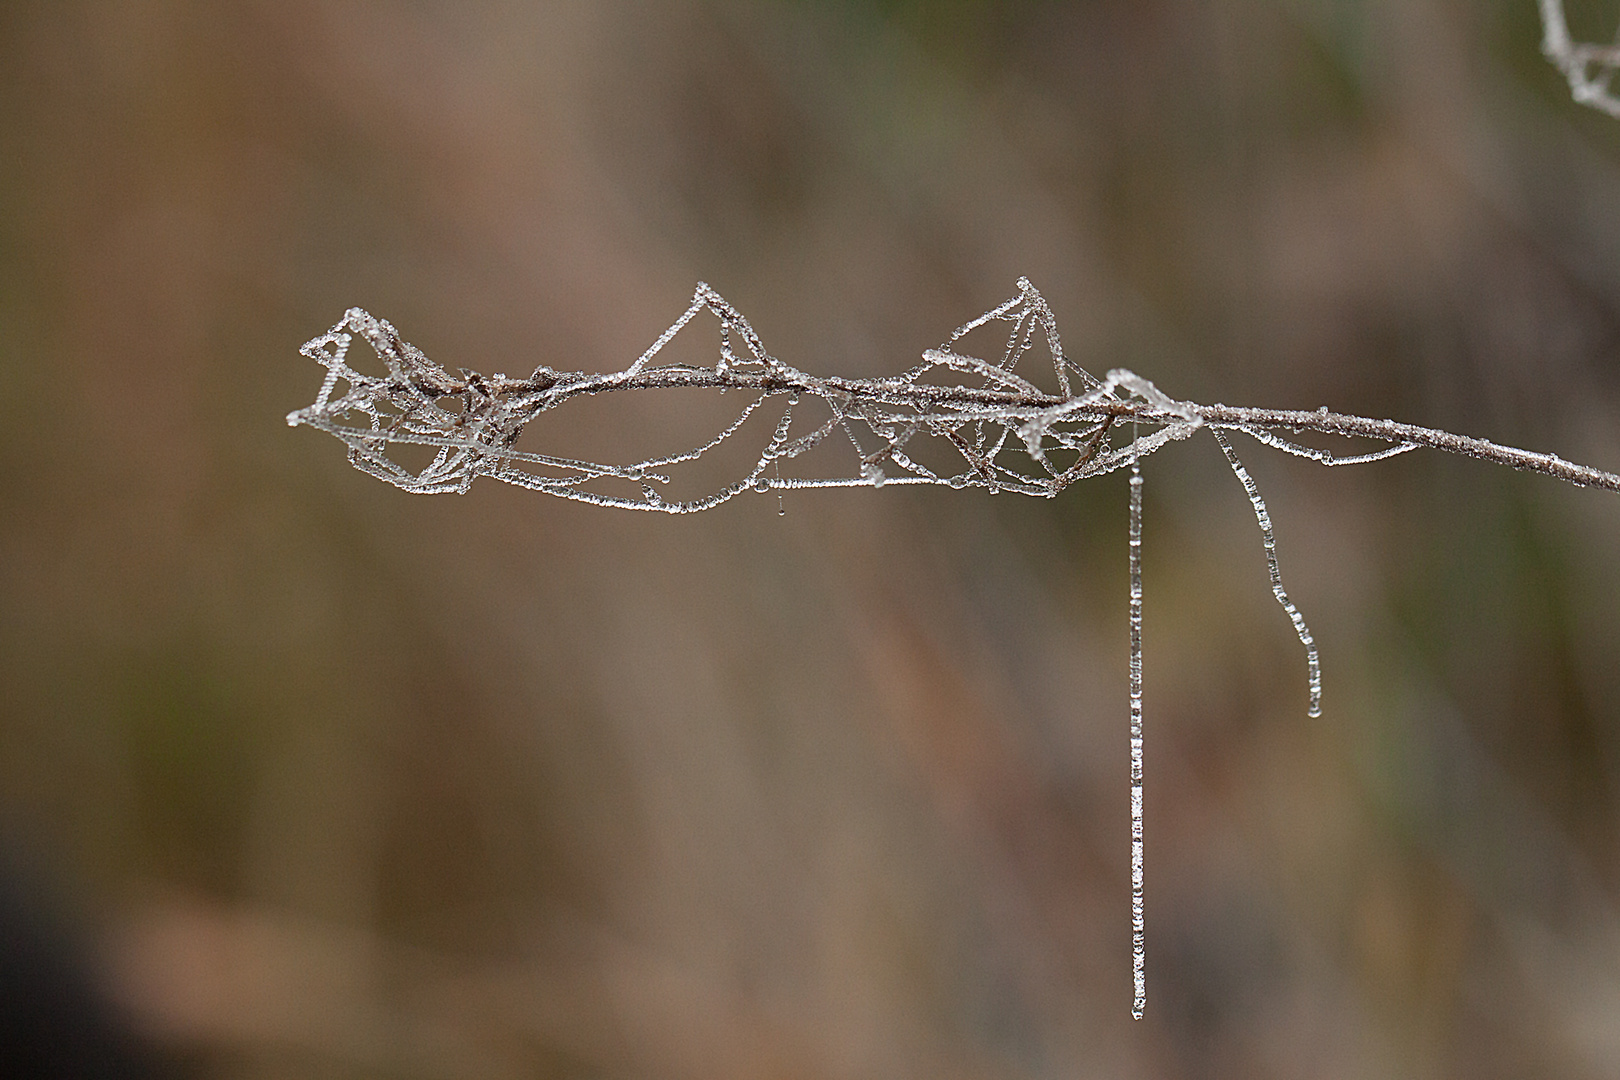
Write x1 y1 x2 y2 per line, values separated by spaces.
288 289 1620 503
1540 0 1620 118
288 279 1619 1022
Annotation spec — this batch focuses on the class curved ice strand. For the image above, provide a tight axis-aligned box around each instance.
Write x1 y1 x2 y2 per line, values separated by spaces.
1211 428 1323 718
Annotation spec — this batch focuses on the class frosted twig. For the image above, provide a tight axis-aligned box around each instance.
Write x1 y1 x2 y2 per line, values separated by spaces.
289 280 1620 1019
1540 0 1620 118
289 297 1620 502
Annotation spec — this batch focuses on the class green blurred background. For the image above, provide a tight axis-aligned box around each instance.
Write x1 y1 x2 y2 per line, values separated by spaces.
2 0 1620 1076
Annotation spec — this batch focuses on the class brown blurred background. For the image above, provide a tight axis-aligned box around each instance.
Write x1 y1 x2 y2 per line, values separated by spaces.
3 0 1620 1076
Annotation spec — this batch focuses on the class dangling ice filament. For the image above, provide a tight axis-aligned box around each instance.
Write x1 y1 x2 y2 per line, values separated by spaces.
1128 454 1146 1020
1211 429 1322 717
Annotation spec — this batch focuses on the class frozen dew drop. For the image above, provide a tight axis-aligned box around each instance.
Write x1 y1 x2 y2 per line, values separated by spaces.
862 462 886 487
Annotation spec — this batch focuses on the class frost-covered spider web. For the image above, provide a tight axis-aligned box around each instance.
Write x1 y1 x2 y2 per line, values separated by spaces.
1542 0 1620 117
286 279 1212 509
289 279 1415 1018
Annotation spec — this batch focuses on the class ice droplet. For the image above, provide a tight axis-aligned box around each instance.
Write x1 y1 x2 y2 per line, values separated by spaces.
862 462 886 487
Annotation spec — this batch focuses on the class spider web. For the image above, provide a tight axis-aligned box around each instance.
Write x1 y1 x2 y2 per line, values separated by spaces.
284 280 1212 512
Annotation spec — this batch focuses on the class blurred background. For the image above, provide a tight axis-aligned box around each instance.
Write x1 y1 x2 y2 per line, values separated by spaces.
3 0 1620 1076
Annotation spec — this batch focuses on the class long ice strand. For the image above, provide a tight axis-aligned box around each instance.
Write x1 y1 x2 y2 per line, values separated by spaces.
1211 429 1322 717
1129 457 1146 1020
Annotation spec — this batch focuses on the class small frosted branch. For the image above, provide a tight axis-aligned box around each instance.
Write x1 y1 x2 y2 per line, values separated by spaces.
1540 0 1620 119
288 303 1620 503
289 280 1620 1020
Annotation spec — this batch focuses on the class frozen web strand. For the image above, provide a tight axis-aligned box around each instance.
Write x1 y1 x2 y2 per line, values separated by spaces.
1233 424 1417 466
1128 455 1146 1020
1211 428 1323 718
